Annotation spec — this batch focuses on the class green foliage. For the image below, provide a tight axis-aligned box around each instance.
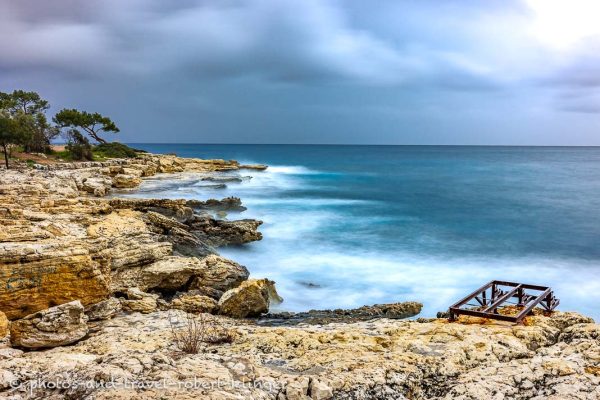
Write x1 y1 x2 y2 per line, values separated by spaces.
54 109 119 144
0 112 26 169
65 129 93 161
0 90 49 115
93 142 140 159
0 90 55 153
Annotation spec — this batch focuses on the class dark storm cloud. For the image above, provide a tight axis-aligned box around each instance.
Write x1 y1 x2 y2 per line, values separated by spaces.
1 0 599 144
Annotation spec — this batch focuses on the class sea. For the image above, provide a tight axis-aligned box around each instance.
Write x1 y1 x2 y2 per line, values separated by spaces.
125 144 600 319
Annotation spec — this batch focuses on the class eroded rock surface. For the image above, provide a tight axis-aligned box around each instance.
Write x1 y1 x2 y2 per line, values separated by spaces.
9 301 88 349
0 311 597 399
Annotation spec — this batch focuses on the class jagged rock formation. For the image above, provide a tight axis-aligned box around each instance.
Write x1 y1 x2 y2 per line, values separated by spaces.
0 154 264 321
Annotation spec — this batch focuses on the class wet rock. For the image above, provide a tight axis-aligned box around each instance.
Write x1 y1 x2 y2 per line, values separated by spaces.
170 292 218 314
201 175 244 183
239 164 268 170
9 301 88 349
189 216 263 246
259 301 422 326
85 297 122 321
186 197 246 212
219 279 279 318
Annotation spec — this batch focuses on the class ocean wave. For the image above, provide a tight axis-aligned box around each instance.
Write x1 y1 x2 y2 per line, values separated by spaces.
220 245 600 319
267 165 322 175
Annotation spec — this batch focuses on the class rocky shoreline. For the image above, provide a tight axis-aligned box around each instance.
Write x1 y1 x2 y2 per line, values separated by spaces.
0 153 599 399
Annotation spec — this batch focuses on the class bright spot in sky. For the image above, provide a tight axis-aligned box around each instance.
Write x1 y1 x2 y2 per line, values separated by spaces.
526 0 600 49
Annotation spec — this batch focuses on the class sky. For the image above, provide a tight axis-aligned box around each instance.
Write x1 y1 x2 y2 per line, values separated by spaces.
1 0 599 145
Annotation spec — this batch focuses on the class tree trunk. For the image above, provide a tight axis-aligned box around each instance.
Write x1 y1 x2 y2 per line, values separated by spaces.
88 130 107 144
2 143 8 169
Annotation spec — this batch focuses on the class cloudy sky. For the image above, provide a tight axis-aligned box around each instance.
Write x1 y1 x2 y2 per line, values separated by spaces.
1 0 599 144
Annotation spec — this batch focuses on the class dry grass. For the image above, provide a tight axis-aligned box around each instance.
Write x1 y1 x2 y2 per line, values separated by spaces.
169 312 235 354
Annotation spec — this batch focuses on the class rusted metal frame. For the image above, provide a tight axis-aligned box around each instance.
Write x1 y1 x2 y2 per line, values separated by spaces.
513 288 552 322
448 308 518 322
449 281 494 310
483 285 522 313
493 280 549 291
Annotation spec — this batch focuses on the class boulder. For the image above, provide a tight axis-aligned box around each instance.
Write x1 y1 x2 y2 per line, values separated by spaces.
170 292 218 314
218 279 279 318
111 255 248 298
188 255 250 298
112 174 141 189
85 298 122 321
0 312 8 338
120 288 158 314
80 176 113 197
9 301 89 349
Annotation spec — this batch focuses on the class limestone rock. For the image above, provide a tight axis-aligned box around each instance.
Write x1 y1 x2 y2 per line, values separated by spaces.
189 216 263 246
310 379 333 400
0 241 111 320
85 297 122 321
111 255 248 298
170 292 218 314
286 376 311 400
218 279 278 318
9 301 89 349
81 176 113 196
112 174 142 188
0 312 8 337
120 288 158 314
188 255 250 298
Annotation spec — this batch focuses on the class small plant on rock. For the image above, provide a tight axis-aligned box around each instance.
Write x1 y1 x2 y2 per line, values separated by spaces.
169 312 235 354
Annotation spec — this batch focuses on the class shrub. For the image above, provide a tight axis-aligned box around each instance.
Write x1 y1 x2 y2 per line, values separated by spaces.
93 142 141 159
169 312 235 354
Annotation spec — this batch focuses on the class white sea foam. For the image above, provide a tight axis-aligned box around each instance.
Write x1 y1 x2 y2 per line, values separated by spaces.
121 159 600 320
266 165 320 175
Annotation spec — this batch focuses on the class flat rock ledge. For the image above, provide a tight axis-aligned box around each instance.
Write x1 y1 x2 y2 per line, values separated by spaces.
0 310 597 399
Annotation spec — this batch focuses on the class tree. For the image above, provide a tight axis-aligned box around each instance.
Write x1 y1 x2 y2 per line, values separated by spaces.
0 90 54 153
0 90 49 115
53 109 119 144
0 113 24 169
26 114 60 153
65 129 93 161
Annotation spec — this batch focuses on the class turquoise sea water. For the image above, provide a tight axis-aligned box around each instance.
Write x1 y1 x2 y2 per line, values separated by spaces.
126 144 600 319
